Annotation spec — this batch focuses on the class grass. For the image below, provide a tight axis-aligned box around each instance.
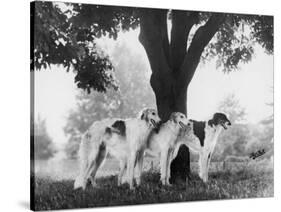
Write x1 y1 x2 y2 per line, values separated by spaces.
33 169 273 211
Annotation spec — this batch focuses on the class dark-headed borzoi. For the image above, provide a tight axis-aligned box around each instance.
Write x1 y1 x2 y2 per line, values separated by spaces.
178 113 231 182
74 108 161 190
145 112 190 186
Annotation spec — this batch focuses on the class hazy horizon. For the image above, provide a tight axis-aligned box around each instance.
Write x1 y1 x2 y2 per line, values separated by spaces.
34 30 273 147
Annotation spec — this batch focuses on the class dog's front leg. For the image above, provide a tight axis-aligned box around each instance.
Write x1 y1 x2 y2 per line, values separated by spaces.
199 151 209 183
165 148 174 185
160 150 169 185
205 151 213 182
135 150 144 186
128 152 137 189
118 159 128 186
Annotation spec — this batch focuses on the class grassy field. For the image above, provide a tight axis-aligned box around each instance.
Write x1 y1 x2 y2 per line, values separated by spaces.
33 162 273 211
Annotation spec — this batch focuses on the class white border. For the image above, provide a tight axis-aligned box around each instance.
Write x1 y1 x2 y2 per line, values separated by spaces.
0 0 279 211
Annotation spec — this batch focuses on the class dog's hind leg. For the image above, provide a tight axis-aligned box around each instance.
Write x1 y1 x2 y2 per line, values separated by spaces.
87 142 107 188
74 132 92 190
128 152 137 189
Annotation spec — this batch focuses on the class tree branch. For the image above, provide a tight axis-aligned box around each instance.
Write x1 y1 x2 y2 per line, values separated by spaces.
170 11 199 72
155 9 170 66
138 8 170 75
180 13 226 85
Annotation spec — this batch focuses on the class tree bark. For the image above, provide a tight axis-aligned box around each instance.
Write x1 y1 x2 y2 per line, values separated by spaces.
138 9 225 183
152 78 191 183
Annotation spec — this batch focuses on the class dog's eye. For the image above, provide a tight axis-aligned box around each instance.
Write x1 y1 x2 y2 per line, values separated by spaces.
152 112 155 116
180 115 184 119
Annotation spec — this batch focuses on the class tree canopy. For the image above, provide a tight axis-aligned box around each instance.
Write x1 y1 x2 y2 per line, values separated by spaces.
31 1 273 94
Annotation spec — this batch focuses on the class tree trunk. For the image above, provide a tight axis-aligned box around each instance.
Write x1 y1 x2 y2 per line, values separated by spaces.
150 70 191 183
156 88 191 184
138 9 226 183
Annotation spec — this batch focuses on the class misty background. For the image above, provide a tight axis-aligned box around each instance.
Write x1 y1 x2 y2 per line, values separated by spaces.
32 29 273 179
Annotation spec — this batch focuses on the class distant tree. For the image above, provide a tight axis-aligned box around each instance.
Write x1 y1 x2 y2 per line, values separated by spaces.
64 43 154 158
212 94 250 161
247 101 273 157
217 94 247 123
259 102 273 143
32 1 273 179
32 116 56 160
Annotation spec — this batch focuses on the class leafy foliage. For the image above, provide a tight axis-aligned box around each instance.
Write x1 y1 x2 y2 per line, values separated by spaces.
32 1 137 93
202 14 273 72
32 1 273 92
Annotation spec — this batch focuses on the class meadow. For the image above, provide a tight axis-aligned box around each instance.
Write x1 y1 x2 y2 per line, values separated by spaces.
32 158 273 211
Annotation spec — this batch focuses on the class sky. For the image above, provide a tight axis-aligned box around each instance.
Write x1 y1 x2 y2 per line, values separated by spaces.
34 30 273 147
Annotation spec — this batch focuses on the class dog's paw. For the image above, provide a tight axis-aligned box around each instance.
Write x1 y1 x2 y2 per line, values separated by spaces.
90 181 97 188
74 177 84 190
135 177 141 186
129 183 136 190
161 179 166 186
165 181 172 186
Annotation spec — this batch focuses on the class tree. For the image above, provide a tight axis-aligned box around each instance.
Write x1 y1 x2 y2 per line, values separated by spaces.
246 101 273 157
31 1 273 181
217 93 247 123
64 42 154 158
212 94 250 161
31 115 56 160
259 102 273 144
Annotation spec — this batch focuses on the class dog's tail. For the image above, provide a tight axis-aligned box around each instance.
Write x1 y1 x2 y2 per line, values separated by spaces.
74 131 92 190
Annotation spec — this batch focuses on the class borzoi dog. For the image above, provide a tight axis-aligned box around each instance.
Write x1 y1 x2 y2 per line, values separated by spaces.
74 108 161 190
145 112 190 186
178 113 231 182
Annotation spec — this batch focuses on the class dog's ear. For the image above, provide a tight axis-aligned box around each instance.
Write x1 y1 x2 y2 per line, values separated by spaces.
105 127 112 135
211 113 221 125
139 108 149 122
169 112 177 123
138 108 146 119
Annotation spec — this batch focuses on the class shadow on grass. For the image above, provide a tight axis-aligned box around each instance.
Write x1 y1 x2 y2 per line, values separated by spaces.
33 170 273 211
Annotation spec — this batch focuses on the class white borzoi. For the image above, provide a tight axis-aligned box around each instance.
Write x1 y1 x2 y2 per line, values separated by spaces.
73 108 161 190
145 112 190 186
178 113 231 182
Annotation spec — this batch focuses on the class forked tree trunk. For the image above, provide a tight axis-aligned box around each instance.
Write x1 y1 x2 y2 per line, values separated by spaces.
138 9 225 183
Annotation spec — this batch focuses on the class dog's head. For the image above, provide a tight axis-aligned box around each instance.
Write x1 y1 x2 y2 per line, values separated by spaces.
139 108 161 128
210 113 231 130
169 112 189 130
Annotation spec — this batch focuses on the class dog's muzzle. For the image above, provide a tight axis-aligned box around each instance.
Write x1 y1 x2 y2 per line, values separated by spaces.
150 119 157 128
185 124 192 133
221 121 231 130
179 121 186 129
